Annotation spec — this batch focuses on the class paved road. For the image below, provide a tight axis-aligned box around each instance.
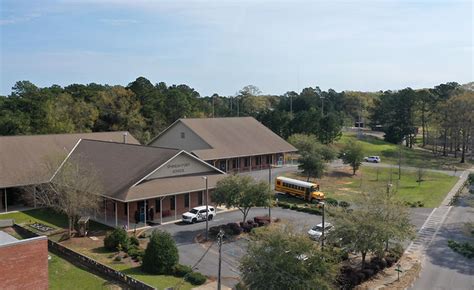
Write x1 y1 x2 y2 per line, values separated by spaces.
410 206 474 290
150 206 431 289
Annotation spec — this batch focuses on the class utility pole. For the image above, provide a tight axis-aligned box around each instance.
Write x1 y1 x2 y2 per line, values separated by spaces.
321 202 325 251
202 176 209 240
268 164 272 221
217 230 224 290
398 142 402 180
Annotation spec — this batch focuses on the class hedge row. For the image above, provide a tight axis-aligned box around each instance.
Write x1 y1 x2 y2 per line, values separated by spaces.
337 246 403 288
209 216 272 238
173 264 206 286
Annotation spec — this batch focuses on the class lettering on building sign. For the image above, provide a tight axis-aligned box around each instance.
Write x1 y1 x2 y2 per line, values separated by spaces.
167 162 191 174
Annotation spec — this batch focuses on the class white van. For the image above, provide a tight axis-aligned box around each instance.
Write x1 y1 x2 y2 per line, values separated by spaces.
182 206 216 223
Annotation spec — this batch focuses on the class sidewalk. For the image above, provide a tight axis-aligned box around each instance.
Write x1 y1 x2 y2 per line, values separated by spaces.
366 167 473 289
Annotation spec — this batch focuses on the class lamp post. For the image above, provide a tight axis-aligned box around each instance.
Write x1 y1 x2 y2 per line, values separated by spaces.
321 201 325 251
268 164 273 221
202 176 209 240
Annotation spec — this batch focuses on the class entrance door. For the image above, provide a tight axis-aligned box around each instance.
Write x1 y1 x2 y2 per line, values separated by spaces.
138 201 148 222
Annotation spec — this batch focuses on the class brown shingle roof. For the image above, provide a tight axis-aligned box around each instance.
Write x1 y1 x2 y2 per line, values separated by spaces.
64 140 180 201
125 173 224 202
0 132 140 188
179 117 297 160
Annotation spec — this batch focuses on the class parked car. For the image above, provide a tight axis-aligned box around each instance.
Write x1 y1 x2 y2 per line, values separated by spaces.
307 222 333 241
182 206 216 223
364 156 381 163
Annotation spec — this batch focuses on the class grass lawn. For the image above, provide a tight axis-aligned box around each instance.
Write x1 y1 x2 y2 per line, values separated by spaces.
49 252 117 290
0 208 111 234
61 237 193 290
282 166 458 208
335 132 472 170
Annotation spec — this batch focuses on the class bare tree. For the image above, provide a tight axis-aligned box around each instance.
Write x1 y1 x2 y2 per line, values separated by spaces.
33 154 103 237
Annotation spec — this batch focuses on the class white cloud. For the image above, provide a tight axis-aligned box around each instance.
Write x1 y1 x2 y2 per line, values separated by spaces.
0 13 41 26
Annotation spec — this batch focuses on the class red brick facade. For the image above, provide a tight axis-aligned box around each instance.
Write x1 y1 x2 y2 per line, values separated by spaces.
0 236 48 290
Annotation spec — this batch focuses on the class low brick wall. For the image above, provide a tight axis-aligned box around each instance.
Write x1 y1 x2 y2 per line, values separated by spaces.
14 224 156 290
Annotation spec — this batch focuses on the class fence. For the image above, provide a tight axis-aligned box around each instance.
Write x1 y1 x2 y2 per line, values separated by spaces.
13 224 156 290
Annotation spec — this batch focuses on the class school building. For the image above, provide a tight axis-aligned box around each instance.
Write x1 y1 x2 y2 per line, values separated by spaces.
149 117 297 172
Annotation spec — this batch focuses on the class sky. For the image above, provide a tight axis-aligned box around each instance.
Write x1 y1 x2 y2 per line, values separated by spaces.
0 0 472 96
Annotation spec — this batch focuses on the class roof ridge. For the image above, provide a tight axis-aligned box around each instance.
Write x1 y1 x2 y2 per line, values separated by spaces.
0 131 131 139
80 139 180 151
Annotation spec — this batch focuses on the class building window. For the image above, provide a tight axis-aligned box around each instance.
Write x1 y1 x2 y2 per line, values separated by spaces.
232 158 237 168
155 199 161 212
198 191 203 205
181 132 185 139
124 203 128 215
256 156 261 166
184 193 190 207
170 196 176 210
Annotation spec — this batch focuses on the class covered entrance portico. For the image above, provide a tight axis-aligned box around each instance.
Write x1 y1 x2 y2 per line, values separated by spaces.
96 189 212 230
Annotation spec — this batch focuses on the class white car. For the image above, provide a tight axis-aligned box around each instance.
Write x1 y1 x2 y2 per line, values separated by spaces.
364 156 381 163
182 206 216 223
308 222 333 241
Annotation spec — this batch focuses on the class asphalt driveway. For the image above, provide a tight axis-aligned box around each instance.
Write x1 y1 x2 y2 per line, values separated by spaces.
149 206 431 289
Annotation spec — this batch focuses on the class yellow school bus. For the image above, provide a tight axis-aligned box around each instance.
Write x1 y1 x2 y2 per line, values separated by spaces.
275 176 324 202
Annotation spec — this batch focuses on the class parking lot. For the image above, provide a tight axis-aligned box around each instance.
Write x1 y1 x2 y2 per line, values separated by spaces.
152 206 432 288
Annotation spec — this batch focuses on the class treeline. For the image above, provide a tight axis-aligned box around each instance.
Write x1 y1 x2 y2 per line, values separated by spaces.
0 77 374 144
0 77 472 161
369 82 474 163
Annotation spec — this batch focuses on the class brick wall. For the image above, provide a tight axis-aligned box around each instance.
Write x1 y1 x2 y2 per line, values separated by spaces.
0 236 48 290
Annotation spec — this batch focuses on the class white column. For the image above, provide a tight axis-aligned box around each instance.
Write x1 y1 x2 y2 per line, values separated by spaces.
127 203 130 230
114 201 118 227
160 197 164 224
174 195 177 220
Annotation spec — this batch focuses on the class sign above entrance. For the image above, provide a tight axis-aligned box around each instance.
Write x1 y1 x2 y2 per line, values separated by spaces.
146 152 218 180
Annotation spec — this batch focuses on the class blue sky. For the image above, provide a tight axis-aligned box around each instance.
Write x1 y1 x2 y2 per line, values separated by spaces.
0 0 472 96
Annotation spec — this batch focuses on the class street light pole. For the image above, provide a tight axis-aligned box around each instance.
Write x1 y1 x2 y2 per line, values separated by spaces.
217 230 224 290
202 176 209 241
321 202 325 251
268 164 272 222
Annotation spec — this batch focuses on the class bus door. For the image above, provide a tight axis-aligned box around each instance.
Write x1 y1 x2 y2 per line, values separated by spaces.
305 188 310 201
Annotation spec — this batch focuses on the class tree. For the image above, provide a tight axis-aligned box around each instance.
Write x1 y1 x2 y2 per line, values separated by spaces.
328 191 414 267
416 167 426 186
340 140 364 175
298 151 326 182
211 175 271 223
240 224 336 289
446 91 474 163
318 112 343 144
34 155 102 237
142 230 179 274
288 134 336 161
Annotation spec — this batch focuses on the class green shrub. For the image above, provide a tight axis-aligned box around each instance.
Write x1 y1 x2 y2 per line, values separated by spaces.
128 246 144 260
468 173 474 184
448 240 474 258
339 201 350 208
325 197 338 206
130 236 140 247
185 271 207 285
104 228 129 251
173 264 193 277
114 255 122 262
290 204 299 210
142 230 179 274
